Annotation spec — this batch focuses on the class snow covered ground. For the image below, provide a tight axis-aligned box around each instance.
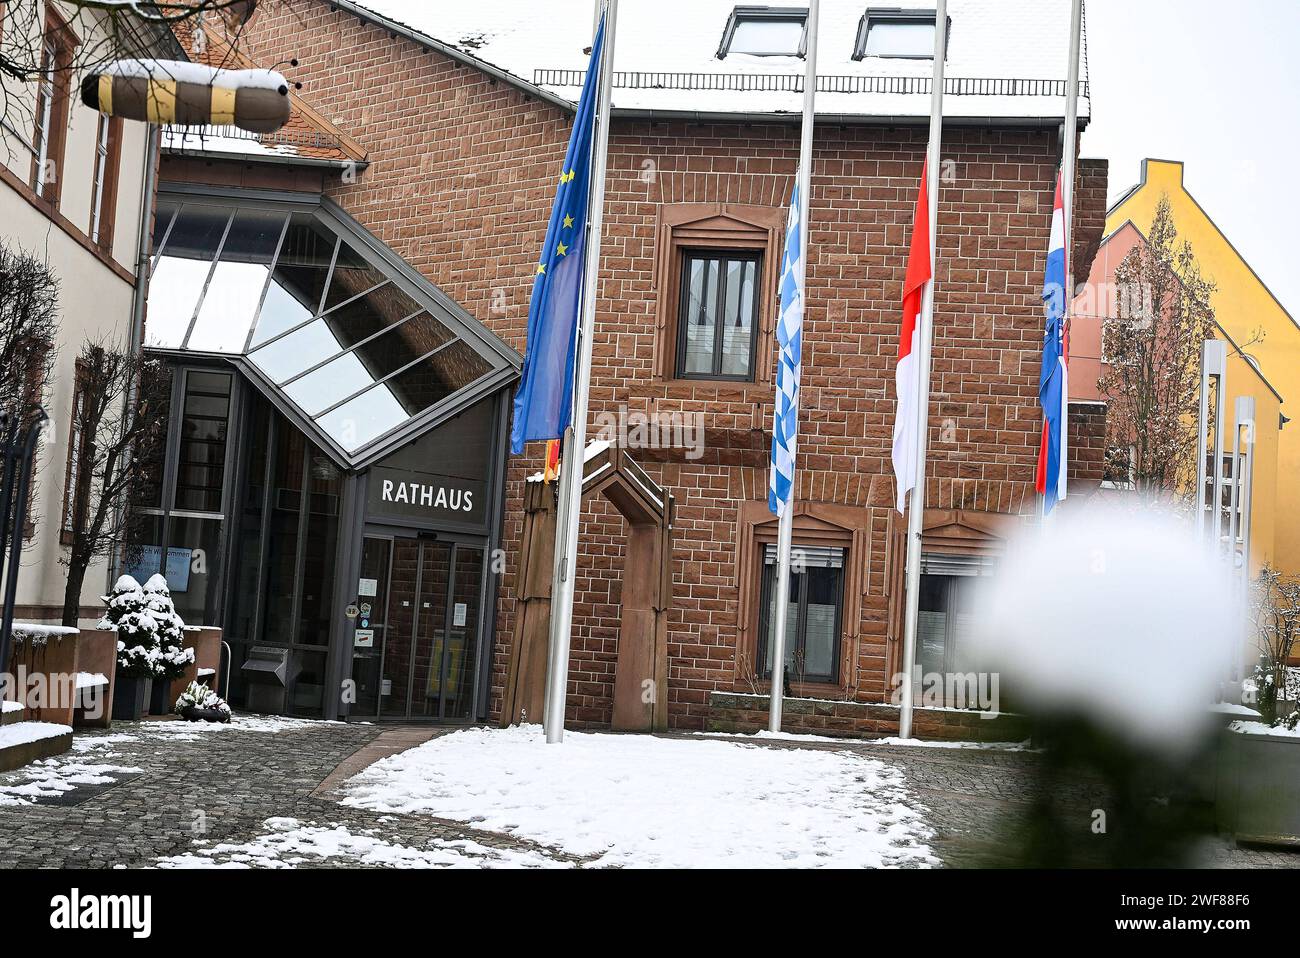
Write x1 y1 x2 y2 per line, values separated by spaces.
339 725 938 868
157 817 566 869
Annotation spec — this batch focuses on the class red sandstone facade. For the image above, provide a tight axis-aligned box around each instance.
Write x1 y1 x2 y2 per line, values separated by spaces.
194 2 1109 733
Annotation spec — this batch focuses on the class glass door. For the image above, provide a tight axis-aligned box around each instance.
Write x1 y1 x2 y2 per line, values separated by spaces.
356 533 484 721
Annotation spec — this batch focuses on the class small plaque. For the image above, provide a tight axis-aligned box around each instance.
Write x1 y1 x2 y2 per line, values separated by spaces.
453 602 467 627
345 604 360 620
354 628 375 648
358 578 378 597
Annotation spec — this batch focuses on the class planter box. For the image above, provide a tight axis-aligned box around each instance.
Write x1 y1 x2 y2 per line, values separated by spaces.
166 627 224 708
1216 725 1300 846
72 629 118 729
112 675 152 722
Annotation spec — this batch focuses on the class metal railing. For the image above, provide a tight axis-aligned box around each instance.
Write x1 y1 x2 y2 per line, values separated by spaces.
533 68 1089 99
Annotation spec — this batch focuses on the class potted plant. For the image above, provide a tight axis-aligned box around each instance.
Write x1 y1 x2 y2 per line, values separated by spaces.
142 575 194 714
100 575 155 720
174 680 232 723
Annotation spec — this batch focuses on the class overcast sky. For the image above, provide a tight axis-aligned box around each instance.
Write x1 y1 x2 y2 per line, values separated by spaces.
1080 0 1300 312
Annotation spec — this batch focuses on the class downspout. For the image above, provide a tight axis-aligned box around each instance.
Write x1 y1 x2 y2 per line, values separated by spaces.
107 123 160 594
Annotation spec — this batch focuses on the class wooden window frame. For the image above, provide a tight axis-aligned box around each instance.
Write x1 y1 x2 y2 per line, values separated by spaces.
674 249 763 381
734 500 869 698
89 113 122 252
29 5 78 208
652 203 784 388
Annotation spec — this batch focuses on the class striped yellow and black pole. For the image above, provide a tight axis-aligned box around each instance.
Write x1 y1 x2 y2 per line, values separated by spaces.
80 61 291 134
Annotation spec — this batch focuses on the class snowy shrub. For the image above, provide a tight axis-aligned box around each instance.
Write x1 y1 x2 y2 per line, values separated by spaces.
143 575 194 680
174 680 231 719
99 574 195 679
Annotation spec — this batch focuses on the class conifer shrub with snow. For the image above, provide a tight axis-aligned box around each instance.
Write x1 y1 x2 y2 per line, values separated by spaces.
142 574 195 679
98 574 195 678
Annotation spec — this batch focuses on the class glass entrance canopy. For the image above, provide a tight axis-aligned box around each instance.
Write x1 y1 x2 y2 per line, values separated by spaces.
146 192 519 465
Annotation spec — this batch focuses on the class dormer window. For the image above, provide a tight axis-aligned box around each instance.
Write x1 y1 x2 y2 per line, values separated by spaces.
718 6 808 58
853 8 945 60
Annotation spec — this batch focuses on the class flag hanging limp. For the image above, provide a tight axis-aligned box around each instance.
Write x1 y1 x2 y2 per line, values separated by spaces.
1036 167 1069 512
891 161 932 514
768 178 804 517
509 15 606 455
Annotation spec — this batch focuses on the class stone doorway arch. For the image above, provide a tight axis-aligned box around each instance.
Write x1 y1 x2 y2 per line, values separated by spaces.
501 444 675 731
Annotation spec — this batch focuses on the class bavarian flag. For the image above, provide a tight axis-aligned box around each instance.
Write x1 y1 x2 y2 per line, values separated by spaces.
509 14 606 455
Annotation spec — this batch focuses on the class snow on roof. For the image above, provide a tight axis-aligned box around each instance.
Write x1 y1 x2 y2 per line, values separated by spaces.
343 0 1089 122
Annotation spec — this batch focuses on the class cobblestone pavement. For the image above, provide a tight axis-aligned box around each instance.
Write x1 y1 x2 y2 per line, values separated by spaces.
0 719 1296 868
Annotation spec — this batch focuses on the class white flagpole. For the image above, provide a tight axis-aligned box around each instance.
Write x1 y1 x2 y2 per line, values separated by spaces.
897 0 947 741
543 0 619 744
767 0 819 733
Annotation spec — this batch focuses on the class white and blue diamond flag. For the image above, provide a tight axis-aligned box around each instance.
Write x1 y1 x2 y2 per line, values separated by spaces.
768 179 803 517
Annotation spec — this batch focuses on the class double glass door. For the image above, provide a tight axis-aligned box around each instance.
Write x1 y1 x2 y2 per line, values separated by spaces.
352 533 484 721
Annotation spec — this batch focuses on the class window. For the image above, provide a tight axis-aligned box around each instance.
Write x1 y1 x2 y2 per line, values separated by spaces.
757 544 843 684
30 11 76 204
654 203 782 386
676 251 761 380
853 8 943 60
128 368 234 626
60 357 91 545
718 6 808 58
917 553 994 707
89 114 122 250
1101 444 1136 490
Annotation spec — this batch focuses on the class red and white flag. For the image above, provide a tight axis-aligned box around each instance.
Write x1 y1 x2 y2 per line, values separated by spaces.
892 162 932 513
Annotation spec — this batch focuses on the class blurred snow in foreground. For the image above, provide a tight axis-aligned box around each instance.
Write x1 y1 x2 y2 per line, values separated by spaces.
972 510 1236 753
340 725 939 868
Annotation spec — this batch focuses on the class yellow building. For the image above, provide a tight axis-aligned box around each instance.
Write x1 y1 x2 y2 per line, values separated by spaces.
1108 159 1299 576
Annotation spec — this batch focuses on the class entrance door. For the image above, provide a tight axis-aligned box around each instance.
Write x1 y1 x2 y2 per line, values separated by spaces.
352 534 484 721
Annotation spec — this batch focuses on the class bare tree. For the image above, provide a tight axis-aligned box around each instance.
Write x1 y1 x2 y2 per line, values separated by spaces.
0 0 276 166
1098 195 1216 499
57 340 169 625
0 238 58 419
1249 566 1300 725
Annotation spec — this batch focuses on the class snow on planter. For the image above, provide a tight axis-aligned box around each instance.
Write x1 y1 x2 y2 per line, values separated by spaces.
81 58 292 134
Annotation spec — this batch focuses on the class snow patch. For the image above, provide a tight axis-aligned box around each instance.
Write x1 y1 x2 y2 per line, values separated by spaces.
156 817 567 869
0 721 71 749
339 725 938 868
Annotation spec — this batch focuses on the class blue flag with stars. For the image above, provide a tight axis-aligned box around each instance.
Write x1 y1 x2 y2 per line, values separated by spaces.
510 14 606 455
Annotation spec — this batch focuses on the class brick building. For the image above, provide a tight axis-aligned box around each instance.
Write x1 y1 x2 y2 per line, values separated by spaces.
136 0 1107 734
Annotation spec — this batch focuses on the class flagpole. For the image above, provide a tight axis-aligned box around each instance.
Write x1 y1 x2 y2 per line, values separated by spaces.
1055 0 1083 513
767 0 819 734
543 0 618 744
897 0 947 741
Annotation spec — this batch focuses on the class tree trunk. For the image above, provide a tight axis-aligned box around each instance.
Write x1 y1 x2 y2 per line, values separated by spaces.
62 558 88 627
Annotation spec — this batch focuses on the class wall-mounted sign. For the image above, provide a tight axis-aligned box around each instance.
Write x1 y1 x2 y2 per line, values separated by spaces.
354 629 375 648
453 602 468 627
123 545 193 592
366 466 487 526
345 604 360 620
358 578 378 597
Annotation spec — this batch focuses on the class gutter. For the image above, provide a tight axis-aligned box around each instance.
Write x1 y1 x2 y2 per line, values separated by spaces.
161 147 371 172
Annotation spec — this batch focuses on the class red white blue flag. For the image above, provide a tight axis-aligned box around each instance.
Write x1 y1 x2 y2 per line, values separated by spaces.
1036 168 1068 512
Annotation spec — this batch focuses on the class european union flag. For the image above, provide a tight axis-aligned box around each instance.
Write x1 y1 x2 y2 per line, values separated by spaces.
510 14 606 455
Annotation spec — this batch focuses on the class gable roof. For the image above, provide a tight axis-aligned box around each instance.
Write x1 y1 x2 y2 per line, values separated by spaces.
162 17 368 168
335 0 1090 124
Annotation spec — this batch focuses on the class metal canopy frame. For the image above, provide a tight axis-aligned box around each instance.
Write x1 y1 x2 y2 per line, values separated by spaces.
149 183 521 471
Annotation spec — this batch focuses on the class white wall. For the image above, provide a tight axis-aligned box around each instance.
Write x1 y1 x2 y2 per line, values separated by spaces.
1 4 154 624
